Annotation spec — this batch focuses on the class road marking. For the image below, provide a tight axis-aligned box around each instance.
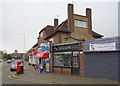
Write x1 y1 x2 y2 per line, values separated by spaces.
8 72 21 80
49 82 56 84
8 72 40 84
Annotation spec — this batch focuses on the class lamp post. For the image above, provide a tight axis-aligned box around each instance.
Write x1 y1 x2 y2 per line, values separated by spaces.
18 33 25 61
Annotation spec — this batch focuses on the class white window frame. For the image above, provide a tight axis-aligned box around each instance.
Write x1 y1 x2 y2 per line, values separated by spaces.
75 20 87 28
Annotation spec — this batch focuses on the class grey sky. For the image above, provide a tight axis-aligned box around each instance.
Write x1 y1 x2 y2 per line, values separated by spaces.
0 0 119 53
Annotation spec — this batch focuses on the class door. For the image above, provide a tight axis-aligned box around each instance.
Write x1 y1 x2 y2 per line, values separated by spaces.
71 51 80 75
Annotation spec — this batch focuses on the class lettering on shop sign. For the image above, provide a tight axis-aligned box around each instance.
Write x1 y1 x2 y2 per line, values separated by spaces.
53 46 71 51
53 44 79 51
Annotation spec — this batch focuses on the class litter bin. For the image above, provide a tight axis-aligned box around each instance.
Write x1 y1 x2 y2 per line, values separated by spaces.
21 65 24 74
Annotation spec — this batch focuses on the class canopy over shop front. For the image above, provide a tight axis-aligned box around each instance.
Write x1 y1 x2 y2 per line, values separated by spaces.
33 49 38 54
34 52 49 58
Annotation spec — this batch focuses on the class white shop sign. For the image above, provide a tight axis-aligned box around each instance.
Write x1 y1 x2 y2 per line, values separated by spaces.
89 42 116 51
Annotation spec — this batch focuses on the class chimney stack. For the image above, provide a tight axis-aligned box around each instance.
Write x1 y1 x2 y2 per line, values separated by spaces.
68 3 74 32
54 18 58 29
86 8 92 34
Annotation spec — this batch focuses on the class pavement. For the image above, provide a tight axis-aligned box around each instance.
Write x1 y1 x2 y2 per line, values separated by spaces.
10 61 119 84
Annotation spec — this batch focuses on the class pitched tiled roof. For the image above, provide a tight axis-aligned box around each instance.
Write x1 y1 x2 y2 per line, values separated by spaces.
44 19 103 40
39 25 54 37
92 31 103 37
54 19 70 32
44 25 54 37
45 19 71 40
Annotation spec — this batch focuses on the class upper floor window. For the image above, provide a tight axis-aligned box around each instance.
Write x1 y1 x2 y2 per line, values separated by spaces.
75 20 87 28
40 32 43 37
49 38 54 43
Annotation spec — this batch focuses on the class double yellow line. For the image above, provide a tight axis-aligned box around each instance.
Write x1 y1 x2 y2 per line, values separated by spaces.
8 72 21 80
8 72 41 84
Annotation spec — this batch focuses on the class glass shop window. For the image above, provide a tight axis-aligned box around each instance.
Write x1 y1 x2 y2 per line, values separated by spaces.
54 52 72 67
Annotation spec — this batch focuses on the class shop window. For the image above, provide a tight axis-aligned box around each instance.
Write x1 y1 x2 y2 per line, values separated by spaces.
54 52 72 67
75 20 87 28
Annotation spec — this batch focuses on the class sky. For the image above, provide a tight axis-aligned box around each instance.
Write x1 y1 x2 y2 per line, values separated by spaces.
0 0 119 53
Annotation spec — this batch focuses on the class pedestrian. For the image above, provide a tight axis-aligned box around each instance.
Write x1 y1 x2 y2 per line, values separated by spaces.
39 64 43 74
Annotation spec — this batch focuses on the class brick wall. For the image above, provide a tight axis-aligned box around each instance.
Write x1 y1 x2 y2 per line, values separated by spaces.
80 53 84 76
53 67 71 74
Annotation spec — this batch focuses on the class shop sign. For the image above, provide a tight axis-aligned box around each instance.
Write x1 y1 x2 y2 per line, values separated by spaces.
89 42 116 51
53 44 79 51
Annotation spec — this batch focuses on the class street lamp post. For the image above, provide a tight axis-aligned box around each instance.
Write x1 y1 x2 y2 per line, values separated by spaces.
18 33 25 61
18 33 25 52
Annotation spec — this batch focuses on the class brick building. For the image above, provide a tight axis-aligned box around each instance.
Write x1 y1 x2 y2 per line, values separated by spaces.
38 25 54 46
38 4 103 45
31 3 103 76
37 3 103 45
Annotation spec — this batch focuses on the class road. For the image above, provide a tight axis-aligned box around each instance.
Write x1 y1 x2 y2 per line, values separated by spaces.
1 61 36 84
1 61 119 85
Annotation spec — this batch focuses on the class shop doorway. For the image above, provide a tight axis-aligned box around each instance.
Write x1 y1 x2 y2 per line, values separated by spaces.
72 51 80 75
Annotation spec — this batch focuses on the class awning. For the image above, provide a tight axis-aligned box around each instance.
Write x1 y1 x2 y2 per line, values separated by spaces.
33 49 38 54
34 52 49 58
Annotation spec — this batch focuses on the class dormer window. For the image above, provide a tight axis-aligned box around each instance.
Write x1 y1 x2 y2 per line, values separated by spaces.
75 20 87 28
40 32 43 37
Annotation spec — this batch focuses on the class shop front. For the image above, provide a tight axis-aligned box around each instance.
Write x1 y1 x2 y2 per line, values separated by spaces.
52 42 80 75
83 36 120 80
34 52 49 63
28 52 34 65
34 51 50 73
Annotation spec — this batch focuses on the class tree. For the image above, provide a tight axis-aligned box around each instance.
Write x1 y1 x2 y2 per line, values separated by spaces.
3 53 8 60
3 53 12 60
8 54 12 60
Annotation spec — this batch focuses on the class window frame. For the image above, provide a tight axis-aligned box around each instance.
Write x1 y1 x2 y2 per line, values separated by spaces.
53 51 72 67
75 20 88 28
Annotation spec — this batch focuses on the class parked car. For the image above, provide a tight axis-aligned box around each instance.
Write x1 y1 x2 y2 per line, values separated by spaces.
7 60 12 63
0 59 3 62
11 59 15 62
10 60 24 71
10 62 17 71
3 59 7 61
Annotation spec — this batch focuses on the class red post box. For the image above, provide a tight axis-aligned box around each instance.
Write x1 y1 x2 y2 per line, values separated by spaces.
17 61 21 74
